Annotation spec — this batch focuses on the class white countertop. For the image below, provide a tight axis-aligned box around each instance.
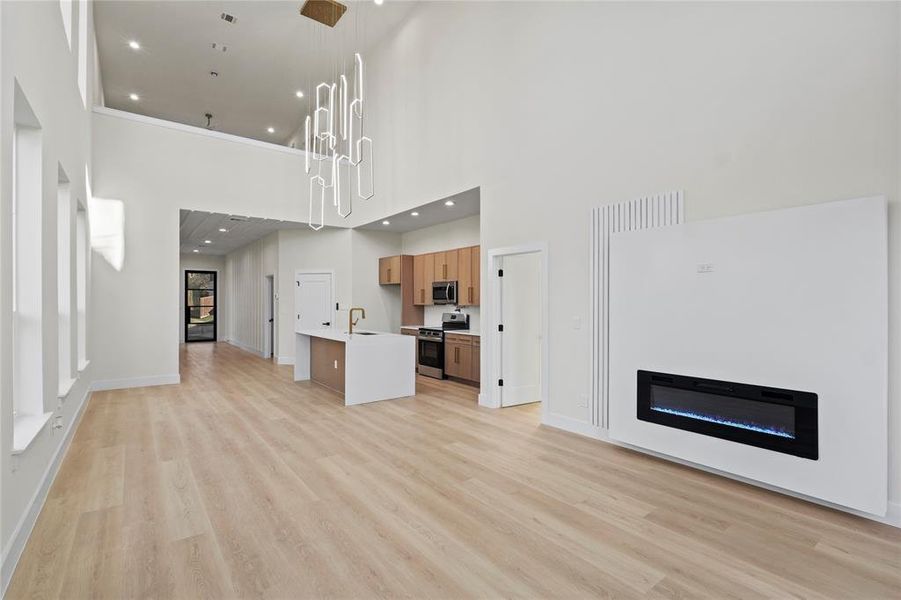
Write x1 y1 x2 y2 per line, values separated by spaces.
296 328 410 343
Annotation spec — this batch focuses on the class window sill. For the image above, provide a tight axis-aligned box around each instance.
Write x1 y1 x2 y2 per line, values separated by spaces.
77 359 90 374
12 412 53 455
58 377 77 399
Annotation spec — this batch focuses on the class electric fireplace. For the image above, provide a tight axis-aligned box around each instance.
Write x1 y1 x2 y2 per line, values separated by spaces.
637 371 818 459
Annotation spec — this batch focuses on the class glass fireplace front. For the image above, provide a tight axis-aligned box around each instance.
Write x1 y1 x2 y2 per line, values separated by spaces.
637 371 818 459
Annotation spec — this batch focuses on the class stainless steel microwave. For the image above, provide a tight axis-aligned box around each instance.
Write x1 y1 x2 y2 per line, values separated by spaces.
432 281 457 305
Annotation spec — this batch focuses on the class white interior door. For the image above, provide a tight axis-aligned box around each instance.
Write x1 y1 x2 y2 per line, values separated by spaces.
264 275 275 359
500 252 542 407
295 272 334 332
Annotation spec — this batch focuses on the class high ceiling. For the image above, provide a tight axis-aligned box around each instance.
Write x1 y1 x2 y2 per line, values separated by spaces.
180 210 309 255
95 0 416 144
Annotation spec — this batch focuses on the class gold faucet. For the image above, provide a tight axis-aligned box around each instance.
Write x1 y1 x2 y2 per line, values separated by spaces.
348 307 366 334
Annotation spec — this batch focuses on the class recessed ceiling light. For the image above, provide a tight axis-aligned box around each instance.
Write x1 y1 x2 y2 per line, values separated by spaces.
295 90 305 98
128 40 140 50
218 228 228 232
382 220 390 226
410 211 419 216
192 249 199 253
129 93 139 101
209 71 219 78
444 200 455 206
267 127 275 134
204 240 212 244
374 0 384 5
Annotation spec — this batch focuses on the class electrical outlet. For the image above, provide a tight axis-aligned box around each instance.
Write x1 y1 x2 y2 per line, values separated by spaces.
578 393 588 408
572 316 582 330
696 263 715 273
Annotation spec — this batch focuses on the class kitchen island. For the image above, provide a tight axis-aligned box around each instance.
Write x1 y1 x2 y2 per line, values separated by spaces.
294 329 416 405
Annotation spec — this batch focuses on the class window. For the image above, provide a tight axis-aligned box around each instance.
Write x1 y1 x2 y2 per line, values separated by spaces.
58 166 74 396
12 82 49 452
77 0 88 106
59 0 73 49
76 199 88 370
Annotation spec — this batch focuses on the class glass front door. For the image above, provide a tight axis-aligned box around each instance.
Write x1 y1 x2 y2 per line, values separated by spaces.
185 270 217 342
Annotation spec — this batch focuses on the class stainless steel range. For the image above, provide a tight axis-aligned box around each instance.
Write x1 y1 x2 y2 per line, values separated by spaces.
417 313 469 379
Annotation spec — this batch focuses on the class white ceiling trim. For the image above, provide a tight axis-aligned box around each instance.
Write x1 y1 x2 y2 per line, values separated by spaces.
93 106 309 157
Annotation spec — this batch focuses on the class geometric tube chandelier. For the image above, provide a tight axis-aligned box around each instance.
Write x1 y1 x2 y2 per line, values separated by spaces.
305 52 373 230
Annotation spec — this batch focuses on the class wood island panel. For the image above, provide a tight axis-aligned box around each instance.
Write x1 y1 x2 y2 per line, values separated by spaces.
310 336 345 394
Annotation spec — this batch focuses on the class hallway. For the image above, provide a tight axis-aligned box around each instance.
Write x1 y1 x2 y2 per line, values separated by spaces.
7 343 901 599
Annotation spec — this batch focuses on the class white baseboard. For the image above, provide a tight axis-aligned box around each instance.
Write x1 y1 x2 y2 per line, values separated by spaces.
91 374 180 391
478 392 499 408
1 384 92 596
226 339 265 358
541 413 901 529
542 411 605 439
276 355 295 366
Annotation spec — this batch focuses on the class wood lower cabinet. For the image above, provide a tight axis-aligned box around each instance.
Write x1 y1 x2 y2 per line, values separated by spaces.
445 334 479 383
379 256 402 285
310 337 345 394
472 337 480 383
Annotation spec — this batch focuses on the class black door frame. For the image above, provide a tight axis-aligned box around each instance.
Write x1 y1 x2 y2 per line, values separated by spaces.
185 270 217 343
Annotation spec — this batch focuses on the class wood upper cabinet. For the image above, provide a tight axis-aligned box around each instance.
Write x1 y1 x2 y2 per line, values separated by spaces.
423 253 435 305
379 256 402 285
411 246 478 306
435 250 458 282
471 246 480 305
413 253 435 305
457 245 481 306
413 254 425 305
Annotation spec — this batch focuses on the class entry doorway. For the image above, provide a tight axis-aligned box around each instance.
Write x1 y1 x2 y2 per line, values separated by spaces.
487 243 548 410
185 270 217 342
264 274 275 360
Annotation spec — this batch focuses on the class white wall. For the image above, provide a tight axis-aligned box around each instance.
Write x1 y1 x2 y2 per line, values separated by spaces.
91 109 315 384
401 214 481 329
344 2 901 514
178 253 226 344
0 0 98 590
277 227 353 361
351 229 403 333
86 1 900 522
224 233 278 356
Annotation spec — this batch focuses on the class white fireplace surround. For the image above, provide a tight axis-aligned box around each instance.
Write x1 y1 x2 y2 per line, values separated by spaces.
608 196 888 516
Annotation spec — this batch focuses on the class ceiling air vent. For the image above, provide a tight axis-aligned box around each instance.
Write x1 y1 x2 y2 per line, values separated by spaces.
220 12 238 24
299 0 347 28
228 215 250 222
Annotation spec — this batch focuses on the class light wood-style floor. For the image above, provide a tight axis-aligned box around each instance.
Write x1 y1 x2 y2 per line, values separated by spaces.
8 343 901 599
